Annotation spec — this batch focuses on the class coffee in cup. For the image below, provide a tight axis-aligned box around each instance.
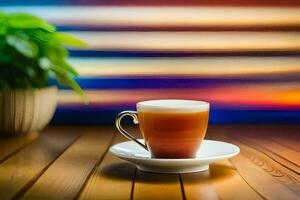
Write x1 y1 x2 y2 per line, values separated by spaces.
115 99 209 158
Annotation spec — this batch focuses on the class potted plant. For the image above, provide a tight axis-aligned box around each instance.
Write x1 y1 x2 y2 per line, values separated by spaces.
0 12 87 137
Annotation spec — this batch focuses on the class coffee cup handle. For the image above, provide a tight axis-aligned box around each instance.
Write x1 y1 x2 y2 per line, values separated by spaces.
115 111 148 151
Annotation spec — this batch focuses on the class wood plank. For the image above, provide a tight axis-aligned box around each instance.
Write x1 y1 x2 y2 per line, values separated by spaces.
181 129 262 200
211 127 300 200
229 154 299 200
213 126 300 186
240 125 300 152
22 126 115 200
228 136 300 195
211 125 300 174
238 127 300 168
180 172 219 200
79 133 136 200
0 132 38 163
267 130 300 152
234 125 299 151
121 126 183 200
133 171 183 200
243 139 300 174
220 125 300 174
0 127 80 200
182 160 263 200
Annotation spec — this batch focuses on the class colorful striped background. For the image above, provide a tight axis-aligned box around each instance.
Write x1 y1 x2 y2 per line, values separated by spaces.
2 2 300 124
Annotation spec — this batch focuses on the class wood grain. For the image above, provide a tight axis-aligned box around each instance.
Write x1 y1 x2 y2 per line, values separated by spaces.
268 131 300 152
179 133 219 200
240 139 300 174
246 126 300 152
180 172 219 200
79 134 136 200
210 127 300 200
215 129 300 195
217 126 300 174
181 159 263 200
133 171 183 200
229 153 299 200
243 135 299 167
22 127 115 200
0 125 299 200
0 127 80 200
234 140 300 195
241 125 299 149
180 129 260 200
0 132 38 163
127 126 183 200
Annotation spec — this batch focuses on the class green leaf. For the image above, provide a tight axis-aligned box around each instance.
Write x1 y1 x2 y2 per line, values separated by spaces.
0 13 7 35
8 13 55 32
26 29 53 42
0 78 11 90
54 32 87 47
60 75 88 104
0 12 6 21
44 57 79 82
0 51 12 64
0 12 6 18
26 67 36 78
38 57 51 70
0 36 6 47
41 43 69 60
0 25 7 35
0 11 86 103
51 65 88 104
6 34 38 58
58 60 79 76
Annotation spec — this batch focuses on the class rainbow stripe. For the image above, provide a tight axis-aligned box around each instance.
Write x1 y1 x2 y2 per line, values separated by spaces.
2 5 300 124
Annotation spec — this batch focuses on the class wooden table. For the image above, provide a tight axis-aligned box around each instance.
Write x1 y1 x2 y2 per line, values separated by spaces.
0 125 299 200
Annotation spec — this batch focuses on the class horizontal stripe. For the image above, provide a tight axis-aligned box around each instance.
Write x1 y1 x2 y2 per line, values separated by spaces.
2 1 300 6
50 77 300 90
57 83 300 109
68 57 300 77
69 50 300 57
52 109 300 125
2 6 300 28
68 31 300 52
56 26 300 32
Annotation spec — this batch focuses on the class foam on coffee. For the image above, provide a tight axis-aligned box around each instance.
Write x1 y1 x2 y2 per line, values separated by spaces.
137 99 209 112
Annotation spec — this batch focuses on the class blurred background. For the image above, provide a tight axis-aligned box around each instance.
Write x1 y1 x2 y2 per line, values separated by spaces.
1 0 300 124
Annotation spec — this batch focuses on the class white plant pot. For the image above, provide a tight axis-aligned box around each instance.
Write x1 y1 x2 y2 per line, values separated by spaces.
0 86 58 137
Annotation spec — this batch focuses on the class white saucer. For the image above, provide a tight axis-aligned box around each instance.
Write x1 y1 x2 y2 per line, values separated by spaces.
109 139 240 173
